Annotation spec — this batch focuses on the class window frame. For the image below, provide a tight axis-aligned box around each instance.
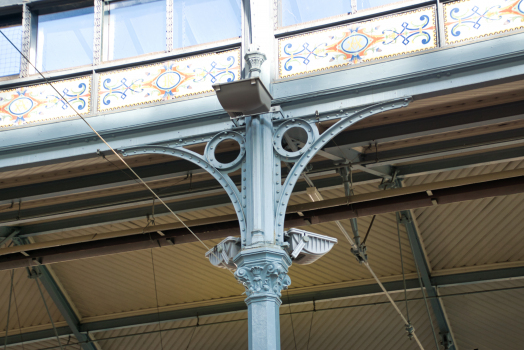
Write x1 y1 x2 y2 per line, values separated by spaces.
0 12 24 80
274 0 438 36
33 4 96 73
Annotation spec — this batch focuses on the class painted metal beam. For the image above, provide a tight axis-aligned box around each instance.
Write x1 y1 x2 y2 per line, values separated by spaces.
15 239 98 350
6 141 524 237
274 33 524 114
1 99 521 203
1 33 523 171
4 264 524 347
324 100 524 152
2 175 523 270
399 210 456 349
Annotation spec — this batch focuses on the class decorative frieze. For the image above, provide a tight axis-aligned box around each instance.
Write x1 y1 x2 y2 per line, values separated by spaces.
97 49 241 112
444 0 524 44
0 76 91 127
278 6 437 78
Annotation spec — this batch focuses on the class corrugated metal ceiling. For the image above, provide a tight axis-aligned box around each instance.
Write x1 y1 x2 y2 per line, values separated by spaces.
409 159 524 271
0 268 65 336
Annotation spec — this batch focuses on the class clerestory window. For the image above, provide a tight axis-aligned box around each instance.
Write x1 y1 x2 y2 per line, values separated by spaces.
0 16 23 77
104 0 166 61
172 0 241 50
280 0 406 27
36 6 94 72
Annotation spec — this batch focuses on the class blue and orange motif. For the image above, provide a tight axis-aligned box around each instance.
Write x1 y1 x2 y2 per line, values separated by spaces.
444 0 524 43
98 50 241 112
279 7 437 78
0 78 90 127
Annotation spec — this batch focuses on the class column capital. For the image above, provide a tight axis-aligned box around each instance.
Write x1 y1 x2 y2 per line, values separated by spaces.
234 248 292 300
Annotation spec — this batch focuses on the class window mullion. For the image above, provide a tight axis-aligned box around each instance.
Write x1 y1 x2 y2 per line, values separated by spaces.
20 4 33 78
166 0 173 52
436 0 446 47
94 0 103 65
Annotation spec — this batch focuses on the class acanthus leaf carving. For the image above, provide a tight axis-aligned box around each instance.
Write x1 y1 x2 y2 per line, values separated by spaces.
235 263 291 298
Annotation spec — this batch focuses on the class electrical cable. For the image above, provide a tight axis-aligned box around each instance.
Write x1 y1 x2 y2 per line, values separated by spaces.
34 276 64 350
0 29 233 275
27 283 524 350
97 150 141 185
403 214 440 350
286 290 298 350
11 270 26 350
306 299 315 350
185 315 199 350
361 215 376 246
3 269 14 350
396 213 410 324
150 249 165 350
336 224 426 350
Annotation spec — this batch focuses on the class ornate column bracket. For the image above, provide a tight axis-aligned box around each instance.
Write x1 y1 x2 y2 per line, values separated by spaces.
273 97 413 234
121 133 247 233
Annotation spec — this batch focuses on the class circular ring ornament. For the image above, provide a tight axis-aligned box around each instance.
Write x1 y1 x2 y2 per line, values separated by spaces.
205 131 246 172
273 119 318 161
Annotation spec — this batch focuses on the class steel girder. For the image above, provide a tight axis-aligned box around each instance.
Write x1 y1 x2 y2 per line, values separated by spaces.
399 210 456 350
4 265 524 347
3 143 523 238
15 238 98 350
1 32 523 172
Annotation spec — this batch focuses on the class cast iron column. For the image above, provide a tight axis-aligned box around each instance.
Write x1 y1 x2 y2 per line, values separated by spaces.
234 107 291 348
234 1 291 341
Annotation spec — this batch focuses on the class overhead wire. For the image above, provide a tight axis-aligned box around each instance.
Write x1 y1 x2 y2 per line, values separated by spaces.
33 273 64 350
306 299 315 350
286 290 298 350
0 29 233 275
3 270 14 350
11 270 26 350
185 315 199 350
335 221 426 350
401 213 440 350
22 283 524 350
150 250 165 350
396 213 411 325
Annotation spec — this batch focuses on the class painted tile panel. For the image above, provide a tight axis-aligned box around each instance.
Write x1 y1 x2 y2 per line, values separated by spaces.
444 0 524 44
0 76 91 128
98 49 241 112
278 7 437 78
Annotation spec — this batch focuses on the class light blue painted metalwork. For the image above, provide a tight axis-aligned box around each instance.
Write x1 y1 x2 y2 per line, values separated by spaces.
122 81 412 350
398 207 456 349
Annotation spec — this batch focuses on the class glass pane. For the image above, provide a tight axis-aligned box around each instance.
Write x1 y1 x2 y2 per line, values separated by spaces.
37 7 94 72
107 0 166 61
172 0 241 49
0 25 22 77
282 0 352 27
357 0 399 11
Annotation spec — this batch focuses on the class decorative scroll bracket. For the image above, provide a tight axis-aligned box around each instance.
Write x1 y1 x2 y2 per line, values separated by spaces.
121 131 247 233
272 96 413 235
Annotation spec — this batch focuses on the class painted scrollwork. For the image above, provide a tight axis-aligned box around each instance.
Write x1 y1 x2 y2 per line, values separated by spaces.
235 263 291 298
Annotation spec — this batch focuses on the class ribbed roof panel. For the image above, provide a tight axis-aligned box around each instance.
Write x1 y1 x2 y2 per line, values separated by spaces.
409 160 524 271
439 278 524 350
0 269 65 336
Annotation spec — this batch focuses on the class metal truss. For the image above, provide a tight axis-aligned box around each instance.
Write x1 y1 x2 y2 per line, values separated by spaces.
399 208 456 349
5 264 524 347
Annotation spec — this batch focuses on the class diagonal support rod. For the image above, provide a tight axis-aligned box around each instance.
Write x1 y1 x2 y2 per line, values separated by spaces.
16 238 99 350
398 211 457 350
